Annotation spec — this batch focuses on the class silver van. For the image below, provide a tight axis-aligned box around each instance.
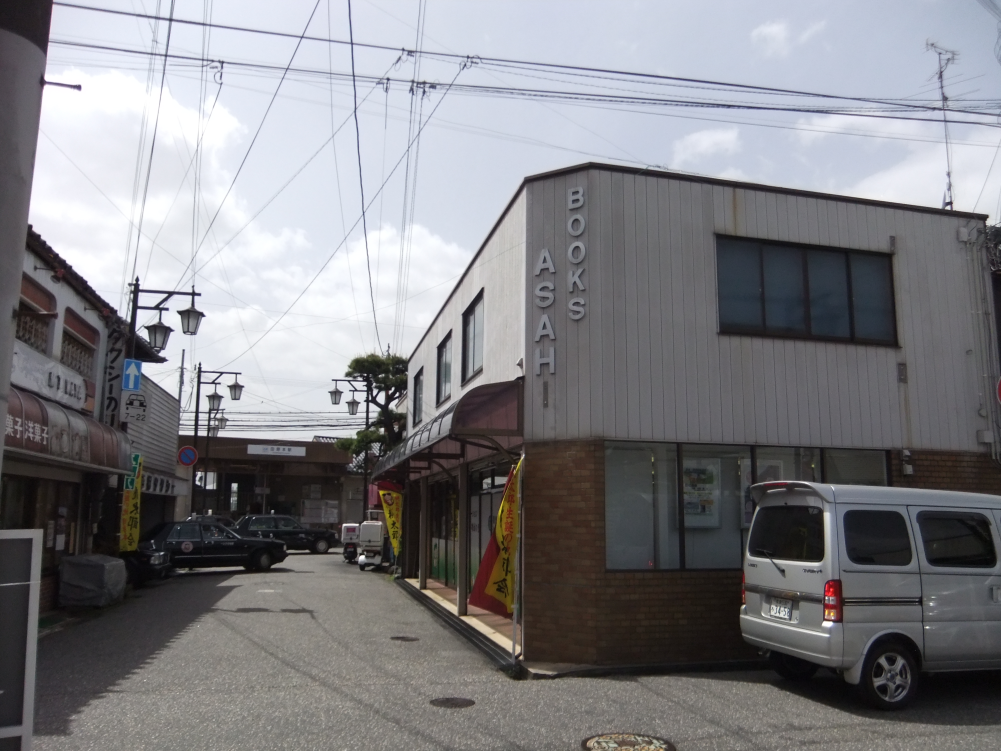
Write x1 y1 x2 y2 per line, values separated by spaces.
741 481 1001 709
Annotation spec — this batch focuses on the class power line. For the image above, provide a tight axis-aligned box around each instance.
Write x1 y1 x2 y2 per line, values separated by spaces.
346 0 381 351
184 0 322 277
50 1 1001 118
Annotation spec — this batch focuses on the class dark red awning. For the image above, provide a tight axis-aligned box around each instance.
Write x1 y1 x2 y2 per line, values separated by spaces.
4 387 132 473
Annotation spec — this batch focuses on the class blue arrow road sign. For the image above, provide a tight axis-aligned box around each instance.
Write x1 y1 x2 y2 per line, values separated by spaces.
122 359 143 392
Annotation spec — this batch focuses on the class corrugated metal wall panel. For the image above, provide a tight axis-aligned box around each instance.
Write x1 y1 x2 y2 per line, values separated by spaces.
523 168 993 452
126 376 180 475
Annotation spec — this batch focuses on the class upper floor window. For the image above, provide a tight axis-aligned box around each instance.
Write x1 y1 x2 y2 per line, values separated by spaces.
61 308 99 379
462 292 484 382
16 302 51 354
436 333 452 405
16 274 57 354
716 236 896 346
413 368 424 426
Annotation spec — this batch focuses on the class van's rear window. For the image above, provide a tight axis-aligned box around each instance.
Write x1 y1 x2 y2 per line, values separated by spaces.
748 505 825 562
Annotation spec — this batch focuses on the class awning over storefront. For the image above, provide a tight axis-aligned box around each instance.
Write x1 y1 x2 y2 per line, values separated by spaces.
4 387 132 474
372 379 523 481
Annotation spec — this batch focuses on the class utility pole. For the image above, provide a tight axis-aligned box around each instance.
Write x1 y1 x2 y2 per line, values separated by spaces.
0 1 54 475
927 41 958 210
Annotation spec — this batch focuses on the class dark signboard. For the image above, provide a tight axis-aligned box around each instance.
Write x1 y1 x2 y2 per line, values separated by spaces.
0 531 41 750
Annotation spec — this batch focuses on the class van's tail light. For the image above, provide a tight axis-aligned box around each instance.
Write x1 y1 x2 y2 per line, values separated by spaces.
823 579 843 622
741 571 746 605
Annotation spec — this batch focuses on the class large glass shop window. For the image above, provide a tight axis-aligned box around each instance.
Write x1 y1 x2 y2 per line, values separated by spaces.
682 445 750 569
604 443 678 570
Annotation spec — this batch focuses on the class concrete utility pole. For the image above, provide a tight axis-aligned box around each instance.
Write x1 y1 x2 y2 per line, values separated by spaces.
0 1 54 474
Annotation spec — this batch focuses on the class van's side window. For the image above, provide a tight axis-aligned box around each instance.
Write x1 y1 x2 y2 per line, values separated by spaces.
917 511 997 568
843 510 912 566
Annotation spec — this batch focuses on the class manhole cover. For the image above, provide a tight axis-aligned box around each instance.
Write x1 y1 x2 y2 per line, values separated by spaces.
582 734 675 750
429 697 475 709
390 636 420 642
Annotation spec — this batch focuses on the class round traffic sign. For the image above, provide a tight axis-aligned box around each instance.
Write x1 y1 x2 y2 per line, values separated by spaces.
178 446 199 466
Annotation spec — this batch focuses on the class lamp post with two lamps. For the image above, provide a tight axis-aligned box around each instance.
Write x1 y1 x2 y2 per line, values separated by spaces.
329 377 373 509
193 365 243 513
127 277 204 358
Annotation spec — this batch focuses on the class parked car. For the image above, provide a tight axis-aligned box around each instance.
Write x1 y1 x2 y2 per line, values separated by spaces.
144 521 287 571
233 514 339 553
121 533 171 586
185 514 236 528
741 480 1001 710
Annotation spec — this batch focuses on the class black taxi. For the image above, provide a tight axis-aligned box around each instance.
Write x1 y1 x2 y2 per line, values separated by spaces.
233 515 338 553
145 521 288 571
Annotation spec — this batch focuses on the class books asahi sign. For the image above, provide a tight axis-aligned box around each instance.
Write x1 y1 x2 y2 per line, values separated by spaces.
0 530 42 751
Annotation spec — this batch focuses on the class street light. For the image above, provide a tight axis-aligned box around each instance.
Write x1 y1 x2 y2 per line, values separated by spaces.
206 387 223 413
144 312 173 353
127 277 203 360
330 376 374 509
347 396 360 416
192 364 243 514
329 386 343 405
216 413 228 430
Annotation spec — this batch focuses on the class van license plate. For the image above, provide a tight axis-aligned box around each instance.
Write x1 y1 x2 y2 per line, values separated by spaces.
769 598 792 620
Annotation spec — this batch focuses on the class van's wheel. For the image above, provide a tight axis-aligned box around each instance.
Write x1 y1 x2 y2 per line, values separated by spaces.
858 642 919 710
769 651 819 681
253 550 274 571
311 538 330 554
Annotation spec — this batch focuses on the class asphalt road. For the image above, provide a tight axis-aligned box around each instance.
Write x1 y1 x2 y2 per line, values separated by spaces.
33 552 1001 751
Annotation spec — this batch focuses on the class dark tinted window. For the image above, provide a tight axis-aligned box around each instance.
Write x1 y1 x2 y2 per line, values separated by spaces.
808 251 850 338
843 510 912 566
276 517 300 530
716 236 895 345
748 505 825 562
248 517 275 531
762 245 806 333
917 511 997 568
850 254 895 343
167 523 200 541
717 239 762 329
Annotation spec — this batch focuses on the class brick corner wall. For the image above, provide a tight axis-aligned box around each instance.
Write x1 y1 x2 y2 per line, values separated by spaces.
889 448 1001 493
522 439 753 666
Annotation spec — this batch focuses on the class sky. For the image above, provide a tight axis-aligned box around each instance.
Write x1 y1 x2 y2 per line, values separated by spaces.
29 0 1001 440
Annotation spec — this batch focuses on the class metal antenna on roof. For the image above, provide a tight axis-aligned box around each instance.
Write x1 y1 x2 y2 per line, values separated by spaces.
927 41 959 210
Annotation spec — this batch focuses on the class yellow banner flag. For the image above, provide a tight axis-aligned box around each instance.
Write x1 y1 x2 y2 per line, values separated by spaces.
120 453 143 552
474 456 522 615
379 489 403 556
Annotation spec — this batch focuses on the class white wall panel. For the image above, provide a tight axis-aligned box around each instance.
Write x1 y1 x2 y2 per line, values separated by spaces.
407 191 526 431
523 167 993 452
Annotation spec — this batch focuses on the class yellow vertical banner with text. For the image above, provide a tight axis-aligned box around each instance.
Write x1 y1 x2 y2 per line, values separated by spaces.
120 453 143 552
487 456 521 613
379 489 403 555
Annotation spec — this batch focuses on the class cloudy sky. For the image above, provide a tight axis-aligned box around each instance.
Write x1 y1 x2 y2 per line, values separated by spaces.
30 0 1001 438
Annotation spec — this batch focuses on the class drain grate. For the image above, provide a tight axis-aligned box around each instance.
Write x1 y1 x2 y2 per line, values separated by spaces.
429 697 475 709
390 636 420 642
582 734 675 750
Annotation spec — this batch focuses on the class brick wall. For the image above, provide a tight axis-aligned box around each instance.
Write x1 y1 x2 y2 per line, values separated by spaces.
522 439 754 666
889 448 1001 492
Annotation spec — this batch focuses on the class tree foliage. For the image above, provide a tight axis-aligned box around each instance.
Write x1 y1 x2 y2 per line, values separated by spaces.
334 351 408 461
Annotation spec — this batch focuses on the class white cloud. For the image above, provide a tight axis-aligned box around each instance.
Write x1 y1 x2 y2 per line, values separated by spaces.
751 19 826 57
29 69 473 433
672 127 742 168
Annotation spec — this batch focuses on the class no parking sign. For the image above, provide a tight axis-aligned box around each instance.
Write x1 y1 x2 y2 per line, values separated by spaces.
178 446 198 467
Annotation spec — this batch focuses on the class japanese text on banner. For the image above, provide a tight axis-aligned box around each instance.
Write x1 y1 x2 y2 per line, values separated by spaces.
120 453 143 552
379 490 402 555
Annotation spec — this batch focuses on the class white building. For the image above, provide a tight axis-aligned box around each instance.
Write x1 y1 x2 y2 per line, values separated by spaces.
375 163 1000 667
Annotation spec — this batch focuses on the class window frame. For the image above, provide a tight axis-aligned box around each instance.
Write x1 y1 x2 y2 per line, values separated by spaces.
436 332 452 406
715 235 898 347
413 368 424 427
461 290 485 384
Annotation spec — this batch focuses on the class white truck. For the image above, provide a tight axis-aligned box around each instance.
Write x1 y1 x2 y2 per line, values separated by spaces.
356 520 386 571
